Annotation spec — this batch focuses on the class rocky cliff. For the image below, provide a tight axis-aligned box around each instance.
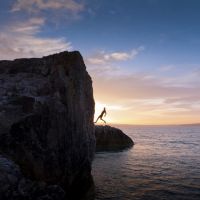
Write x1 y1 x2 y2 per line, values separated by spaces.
95 126 134 151
0 51 95 200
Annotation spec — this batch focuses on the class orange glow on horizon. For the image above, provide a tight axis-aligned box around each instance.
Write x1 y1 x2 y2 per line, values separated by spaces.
94 100 200 126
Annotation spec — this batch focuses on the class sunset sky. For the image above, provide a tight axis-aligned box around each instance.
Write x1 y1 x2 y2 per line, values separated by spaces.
1 0 200 125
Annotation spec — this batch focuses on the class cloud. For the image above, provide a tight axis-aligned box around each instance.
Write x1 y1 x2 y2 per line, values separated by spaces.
0 17 72 60
93 72 200 101
11 0 84 13
10 17 45 34
161 71 200 87
159 64 174 72
164 96 200 104
87 64 120 76
86 46 144 65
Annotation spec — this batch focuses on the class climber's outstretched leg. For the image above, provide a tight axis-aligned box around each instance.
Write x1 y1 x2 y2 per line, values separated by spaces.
94 117 100 123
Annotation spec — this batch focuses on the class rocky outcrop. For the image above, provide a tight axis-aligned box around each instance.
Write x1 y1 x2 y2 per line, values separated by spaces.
0 51 95 200
95 126 134 151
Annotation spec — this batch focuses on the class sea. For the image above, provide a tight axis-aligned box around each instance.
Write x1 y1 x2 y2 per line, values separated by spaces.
92 125 200 200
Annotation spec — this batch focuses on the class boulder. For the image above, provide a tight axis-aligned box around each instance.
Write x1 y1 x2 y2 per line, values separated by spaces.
95 126 134 151
0 51 95 200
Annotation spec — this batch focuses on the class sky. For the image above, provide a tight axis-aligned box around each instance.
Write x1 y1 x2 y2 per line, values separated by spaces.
0 0 200 125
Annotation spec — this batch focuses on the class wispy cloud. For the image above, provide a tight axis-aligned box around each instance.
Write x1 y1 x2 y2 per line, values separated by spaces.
10 17 45 34
93 72 200 101
87 64 120 77
164 96 200 104
161 71 200 87
11 0 84 13
0 17 72 60
86 46 144 65
159 64 174 72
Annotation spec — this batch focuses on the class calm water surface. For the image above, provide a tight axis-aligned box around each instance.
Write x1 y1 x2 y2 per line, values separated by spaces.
92 125 200 200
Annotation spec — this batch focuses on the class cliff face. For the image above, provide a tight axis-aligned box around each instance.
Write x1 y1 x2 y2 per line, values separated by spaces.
95 126 134 151
0 51 95 199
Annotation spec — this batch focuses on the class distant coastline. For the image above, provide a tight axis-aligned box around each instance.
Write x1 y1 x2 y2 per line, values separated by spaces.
180 123 200 126
109 123 200 127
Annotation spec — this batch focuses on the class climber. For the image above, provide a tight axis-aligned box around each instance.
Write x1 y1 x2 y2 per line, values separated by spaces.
94 107 107 124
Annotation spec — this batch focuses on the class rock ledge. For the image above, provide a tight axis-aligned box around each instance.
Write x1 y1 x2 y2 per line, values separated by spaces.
95 125 134 151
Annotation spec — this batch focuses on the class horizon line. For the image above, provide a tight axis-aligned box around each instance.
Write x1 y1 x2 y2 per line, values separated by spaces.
106 122 200 126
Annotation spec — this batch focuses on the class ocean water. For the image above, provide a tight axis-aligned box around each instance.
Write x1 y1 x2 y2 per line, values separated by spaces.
92 125 200 200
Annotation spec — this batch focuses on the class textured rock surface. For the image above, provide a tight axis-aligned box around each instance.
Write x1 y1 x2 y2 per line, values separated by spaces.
0 51 95 200
0 155 66 200
95 126 134 151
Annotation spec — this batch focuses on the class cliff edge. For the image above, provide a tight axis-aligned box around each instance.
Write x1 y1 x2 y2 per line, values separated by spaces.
0 51 95 200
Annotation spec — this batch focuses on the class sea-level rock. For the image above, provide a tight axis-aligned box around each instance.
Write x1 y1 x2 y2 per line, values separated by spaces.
0 51 95 200
95 125 134 151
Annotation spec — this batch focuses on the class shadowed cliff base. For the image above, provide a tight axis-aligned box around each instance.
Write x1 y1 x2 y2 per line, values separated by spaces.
95 125 134 152
0 51 95 200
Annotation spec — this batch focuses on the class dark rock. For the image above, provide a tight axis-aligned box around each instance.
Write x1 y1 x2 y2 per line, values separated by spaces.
95 125 134 151
0 155 22 199
0 154 66 200
0 51 95 200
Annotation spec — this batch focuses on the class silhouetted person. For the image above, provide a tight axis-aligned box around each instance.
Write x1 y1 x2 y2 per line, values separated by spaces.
95 107 106 124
